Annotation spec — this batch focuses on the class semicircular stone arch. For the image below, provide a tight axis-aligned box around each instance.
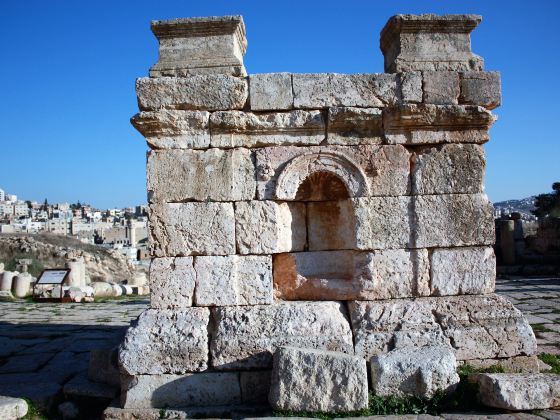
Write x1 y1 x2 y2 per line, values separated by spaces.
275 151 370 200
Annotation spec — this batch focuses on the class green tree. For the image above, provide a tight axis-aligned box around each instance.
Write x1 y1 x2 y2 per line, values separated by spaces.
532 182 560 218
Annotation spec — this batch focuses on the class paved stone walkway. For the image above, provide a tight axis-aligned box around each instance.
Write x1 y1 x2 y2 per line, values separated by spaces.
0 277 558 418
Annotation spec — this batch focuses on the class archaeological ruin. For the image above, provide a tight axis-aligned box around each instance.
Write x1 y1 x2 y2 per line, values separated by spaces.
119 13 538 414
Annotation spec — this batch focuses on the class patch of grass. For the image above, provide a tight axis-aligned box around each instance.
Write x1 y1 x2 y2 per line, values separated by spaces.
4 253 44 278
21 397 47 420
539 353 560 374
457 363 505 377
551 309 560 315
531 323 554 333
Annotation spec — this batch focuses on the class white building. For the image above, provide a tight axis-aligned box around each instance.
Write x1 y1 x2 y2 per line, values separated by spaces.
0 188 4 202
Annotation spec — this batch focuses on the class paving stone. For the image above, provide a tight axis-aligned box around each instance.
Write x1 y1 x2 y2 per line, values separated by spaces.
0 381 61 411
0 352 56 374
63 376 118 401
269 347 368 412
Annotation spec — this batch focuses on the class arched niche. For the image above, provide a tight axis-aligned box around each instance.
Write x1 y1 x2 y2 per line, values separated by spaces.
275 152 370 201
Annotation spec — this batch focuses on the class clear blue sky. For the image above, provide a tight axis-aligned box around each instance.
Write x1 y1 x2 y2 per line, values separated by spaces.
1 0 558 209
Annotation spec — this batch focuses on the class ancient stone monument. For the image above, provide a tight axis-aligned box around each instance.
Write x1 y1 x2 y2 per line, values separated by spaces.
120 13 537 412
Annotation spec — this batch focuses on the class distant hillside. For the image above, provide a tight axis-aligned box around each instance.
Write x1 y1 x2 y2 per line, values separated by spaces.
493 196 536 218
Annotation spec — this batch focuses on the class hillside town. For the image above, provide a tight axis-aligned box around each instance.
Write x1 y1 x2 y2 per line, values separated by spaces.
0 187 149 263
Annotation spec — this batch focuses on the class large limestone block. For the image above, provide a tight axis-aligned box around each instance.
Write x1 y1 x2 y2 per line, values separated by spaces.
249 73 293 110
473 373 560 410
349 294 537 361
460 71 501 110
121 372 241 409
131 110 210 149
327 107 383 145
273 249 429 301
149 16 247 77
235 201 306 254
209 110 325 148
150 257 195 308
149 202 235 256
430 247 495 296
194 255 273 306
147 148 255 202
370 346 460 398
422 71 460 105
210 301 354 369
293 73 401 108
383 104 495 145
119 308 210 375
400 72 423 103
411 144 486 195
414 193 494 248
269 347 368 412
255 144 410 200
136 75 248 111
353 196 412 250
0 396 28 419
380 14 484 72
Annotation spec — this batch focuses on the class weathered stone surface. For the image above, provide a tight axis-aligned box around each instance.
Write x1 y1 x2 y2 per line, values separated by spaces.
307 200 355 251
89 348 120 387
249 73 293 110
210 302 354 369
350 294 537 361
380 14 484 72
473 373 560 410
327 107 383 145
235 201 306 254
353 196 412 250
465 355 541 374
147 148 255 202
0 396 28 419
255 145 410 200
430 247 495 296
293 73 400 108
136 75 248 111
63 376 118 401
414 193 495 248
240 370 271 404
150 257 195 308
460 71 501 110
209 110 325 148
423 71 460 104
119 308 210 374
149 203 235 256
131 110 210 149
121 372 241 409
384 104 495 145
194 255 272 306
273 249 429 300
400 72 423 103
411 144 485 195
370 346 460 398
269 347 368 412
149 16 247 77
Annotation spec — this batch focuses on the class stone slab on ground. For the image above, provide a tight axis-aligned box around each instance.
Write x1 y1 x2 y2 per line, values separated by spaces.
210 301 354 370
370 346 460 398
0 396 28 420
269 347 368 413
473 373 560 411
63 376 118 401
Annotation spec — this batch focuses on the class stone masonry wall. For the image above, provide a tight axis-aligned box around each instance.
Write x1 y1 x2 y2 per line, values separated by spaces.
119 14 537 410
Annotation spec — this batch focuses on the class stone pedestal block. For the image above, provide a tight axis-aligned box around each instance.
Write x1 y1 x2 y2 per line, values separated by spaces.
411 144 485 195
249 73 294 110
149 16 247 77
269 347 368 412
150 257 196 308
136 75 248 111
380 14 484 72
430 246 495 296
147 148 255 202
149 203 235 256
349 294 537 361
210 301 354 369
414 193 495 248
209 110 325 148
121 372 242 409
131 110 210 149
194 255 272 306
235 201 306 255
119 308 210 375
370 346 460 398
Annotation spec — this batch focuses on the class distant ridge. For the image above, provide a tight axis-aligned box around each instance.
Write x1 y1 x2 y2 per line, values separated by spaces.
493 196 536 218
